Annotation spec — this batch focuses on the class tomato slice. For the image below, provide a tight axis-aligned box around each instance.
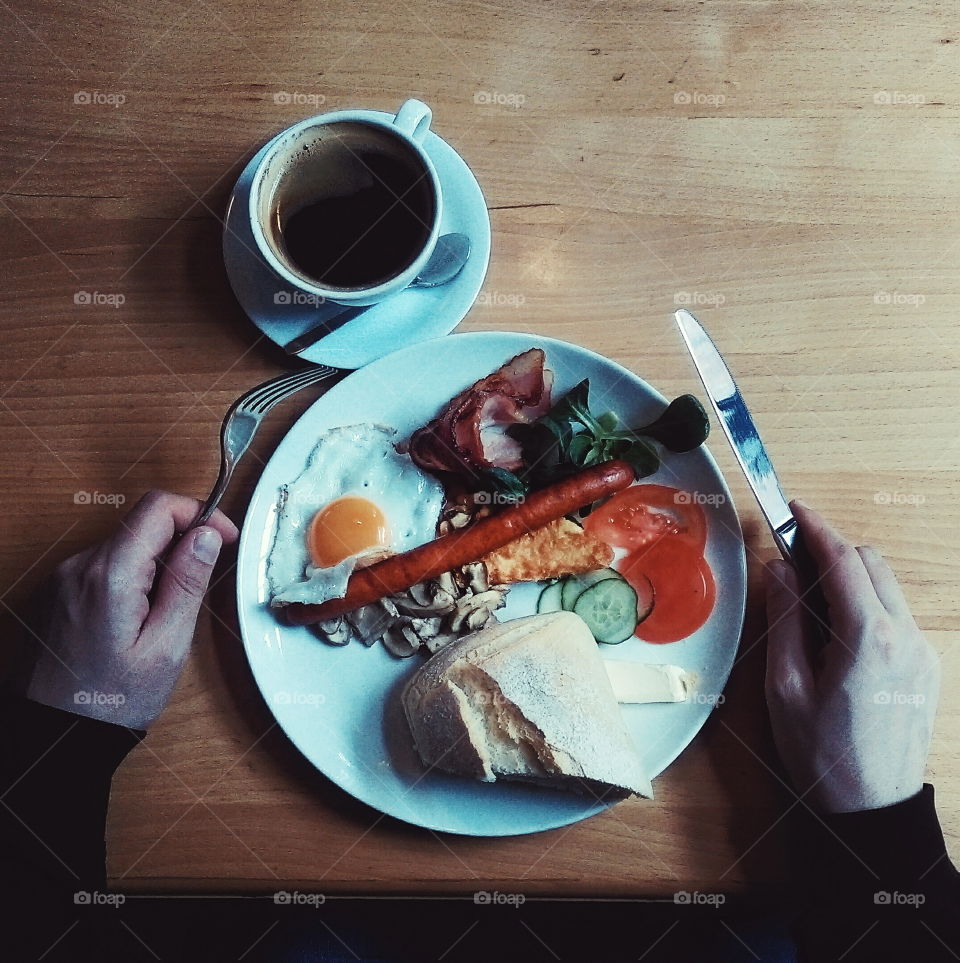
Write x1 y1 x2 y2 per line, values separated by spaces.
618 539 716 644
583 484 707 553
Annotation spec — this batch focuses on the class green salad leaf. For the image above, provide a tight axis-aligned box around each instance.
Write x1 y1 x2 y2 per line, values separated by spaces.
508 381 710 493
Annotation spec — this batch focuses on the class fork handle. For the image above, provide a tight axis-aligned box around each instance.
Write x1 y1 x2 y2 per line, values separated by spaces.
190 411 259 530
192 461 233 530
187 365 340 534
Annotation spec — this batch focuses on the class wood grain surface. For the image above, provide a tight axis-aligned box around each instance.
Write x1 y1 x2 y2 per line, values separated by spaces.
1 0 958 896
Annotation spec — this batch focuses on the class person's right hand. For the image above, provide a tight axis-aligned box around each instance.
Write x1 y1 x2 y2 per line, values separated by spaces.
764 501 940 813
18 490 238 730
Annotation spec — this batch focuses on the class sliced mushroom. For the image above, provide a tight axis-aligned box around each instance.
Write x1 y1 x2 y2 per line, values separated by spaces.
466 607 494 632
446 604 470 634
445 589 494 633
393 579 458 617
315 616 351 646
434 571 458 598
463 562 489 594
408 581 434 607
423 628 460 654
382 623 421 658
392 597 439 618
410 616 440 639
346 598 398 646
447 511 472 530
430 586 457 611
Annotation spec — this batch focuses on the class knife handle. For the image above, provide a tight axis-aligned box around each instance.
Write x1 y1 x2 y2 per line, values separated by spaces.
773 517 831 648
283 304 368 355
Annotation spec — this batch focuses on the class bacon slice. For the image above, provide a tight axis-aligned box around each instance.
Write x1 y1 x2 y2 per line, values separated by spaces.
409 349 553 479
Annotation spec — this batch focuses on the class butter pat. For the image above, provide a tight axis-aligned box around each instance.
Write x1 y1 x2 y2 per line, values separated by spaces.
603 661 694 704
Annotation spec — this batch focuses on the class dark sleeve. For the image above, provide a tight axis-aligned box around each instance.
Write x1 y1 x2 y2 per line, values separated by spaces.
797 784 960 962
0 692 144 959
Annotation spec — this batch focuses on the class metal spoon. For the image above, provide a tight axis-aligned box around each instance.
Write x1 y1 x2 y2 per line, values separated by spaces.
283 232 472 356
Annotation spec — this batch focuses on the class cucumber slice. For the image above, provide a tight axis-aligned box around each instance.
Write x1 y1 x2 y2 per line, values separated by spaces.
631 572 655 624
573 578 639 644
560 568 624 611
537 580 564 613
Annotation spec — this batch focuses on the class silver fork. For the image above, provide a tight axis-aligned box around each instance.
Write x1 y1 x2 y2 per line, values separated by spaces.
191 365 340 528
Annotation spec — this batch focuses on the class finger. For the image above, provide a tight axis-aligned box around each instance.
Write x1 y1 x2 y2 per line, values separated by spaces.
141 526 223 652
855 545 914 620
790 500 882 634
124 489 239 545
108 490 238 585
764 559 814 703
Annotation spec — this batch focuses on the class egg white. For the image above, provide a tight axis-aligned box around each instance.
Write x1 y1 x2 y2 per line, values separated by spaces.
268 424 445 607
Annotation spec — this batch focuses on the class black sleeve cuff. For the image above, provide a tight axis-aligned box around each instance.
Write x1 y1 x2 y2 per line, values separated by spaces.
819 785 949 884
797 785 960 962
0 694 144 889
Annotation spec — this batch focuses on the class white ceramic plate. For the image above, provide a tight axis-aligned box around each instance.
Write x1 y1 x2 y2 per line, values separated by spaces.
236 332 747 836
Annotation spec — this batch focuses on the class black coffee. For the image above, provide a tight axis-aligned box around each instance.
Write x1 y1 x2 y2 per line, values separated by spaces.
270 125 434 290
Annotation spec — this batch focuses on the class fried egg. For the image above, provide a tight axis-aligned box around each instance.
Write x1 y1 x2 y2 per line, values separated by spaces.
268 424 444 607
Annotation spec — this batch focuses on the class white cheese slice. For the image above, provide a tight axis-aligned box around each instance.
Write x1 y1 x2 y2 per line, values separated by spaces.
603 661 694 704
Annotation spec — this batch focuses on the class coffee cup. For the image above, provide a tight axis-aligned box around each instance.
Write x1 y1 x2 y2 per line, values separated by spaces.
249 100 442 309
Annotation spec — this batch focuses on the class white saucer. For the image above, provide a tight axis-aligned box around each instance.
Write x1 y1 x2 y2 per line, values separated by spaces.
223 111 491 369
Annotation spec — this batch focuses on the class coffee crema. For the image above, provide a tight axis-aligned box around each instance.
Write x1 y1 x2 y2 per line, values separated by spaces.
267 122 435 290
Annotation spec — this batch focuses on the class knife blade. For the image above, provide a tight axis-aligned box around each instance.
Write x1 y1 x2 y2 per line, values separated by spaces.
674 308 830 640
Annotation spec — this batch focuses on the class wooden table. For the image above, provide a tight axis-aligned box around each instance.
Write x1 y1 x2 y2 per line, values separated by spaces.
2 0 957 898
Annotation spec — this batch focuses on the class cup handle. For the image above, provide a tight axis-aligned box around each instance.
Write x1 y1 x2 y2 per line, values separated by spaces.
392 99 432 143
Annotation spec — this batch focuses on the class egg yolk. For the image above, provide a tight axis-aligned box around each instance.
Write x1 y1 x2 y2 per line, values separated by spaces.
308 496 390 568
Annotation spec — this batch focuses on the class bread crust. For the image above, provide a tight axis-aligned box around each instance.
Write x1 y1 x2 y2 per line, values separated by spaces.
402 612 652 798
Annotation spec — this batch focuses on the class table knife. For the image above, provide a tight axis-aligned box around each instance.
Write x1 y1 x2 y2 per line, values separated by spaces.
674 308 831 640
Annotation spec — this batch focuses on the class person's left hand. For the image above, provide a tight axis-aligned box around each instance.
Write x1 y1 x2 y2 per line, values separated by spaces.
18 490 238 729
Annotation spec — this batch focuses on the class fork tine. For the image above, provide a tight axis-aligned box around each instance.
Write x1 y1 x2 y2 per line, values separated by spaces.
244 373 314 411
245 367 338 413
191 365 340 529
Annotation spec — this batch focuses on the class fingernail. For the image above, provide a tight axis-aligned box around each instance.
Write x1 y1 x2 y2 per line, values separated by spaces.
192 528 221 563
763 559 784 585
792 498 810 510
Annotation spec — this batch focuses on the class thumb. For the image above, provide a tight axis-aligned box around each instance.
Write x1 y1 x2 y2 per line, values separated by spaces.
144 527 223 650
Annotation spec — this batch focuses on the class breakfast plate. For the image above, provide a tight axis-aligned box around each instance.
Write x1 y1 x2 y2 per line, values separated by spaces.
223 109 491 369
236 332 747 836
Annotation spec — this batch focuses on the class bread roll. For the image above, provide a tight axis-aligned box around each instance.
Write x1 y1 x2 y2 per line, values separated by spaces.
401 611 652 798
